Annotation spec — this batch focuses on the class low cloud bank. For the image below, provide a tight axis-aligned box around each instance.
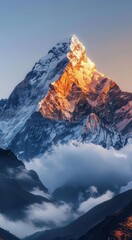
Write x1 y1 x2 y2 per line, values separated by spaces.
0 201 73 238
26 143 132 192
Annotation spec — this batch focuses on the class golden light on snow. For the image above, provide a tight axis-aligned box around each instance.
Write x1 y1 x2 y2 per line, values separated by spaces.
39 36 117 122
39 36 97 121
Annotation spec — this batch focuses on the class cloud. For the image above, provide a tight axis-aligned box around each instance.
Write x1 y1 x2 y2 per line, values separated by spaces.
0 201 73 238
15 169 32 180
89 186 98 193
0 214 37 238
0 189 114 238
77 190 113 214
120 181 132 193
25 143 132 192
6 166 32 181
27 201 74 227
30 187 51 199
0 143 131 238
27 189 114 230
87 186 98 196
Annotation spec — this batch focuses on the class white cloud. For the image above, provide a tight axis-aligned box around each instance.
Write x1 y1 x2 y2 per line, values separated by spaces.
27 201 74 227
120 181 132 193
88 186 98 195
77 190 113 214
0 201 73 238
0 189 114 238
0 214 38 238
0 143 131 238
25 143 132 192
30 187 51 200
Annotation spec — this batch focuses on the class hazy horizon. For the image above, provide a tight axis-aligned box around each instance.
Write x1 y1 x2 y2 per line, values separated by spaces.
0 0 132 99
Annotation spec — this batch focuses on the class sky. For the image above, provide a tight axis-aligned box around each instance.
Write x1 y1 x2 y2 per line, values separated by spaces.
0 0 132 99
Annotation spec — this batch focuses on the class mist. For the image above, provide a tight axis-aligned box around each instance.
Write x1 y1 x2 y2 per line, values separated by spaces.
26 143 132 192
0 188 113 238
0 143 132 237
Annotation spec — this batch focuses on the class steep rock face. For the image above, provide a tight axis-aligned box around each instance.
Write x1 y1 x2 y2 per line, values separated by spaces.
0 37 71 148
0 35 131 159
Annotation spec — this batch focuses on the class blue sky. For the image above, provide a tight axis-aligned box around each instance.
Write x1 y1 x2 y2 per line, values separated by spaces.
0 0 132 98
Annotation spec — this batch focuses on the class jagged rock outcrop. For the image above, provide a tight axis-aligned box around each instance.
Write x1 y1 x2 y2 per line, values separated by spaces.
8 112 126 160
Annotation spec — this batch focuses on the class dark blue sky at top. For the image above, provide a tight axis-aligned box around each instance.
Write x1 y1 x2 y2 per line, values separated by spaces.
0 0 132 98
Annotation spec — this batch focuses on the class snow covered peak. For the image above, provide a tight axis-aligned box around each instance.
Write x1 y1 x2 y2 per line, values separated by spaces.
68 35 86 66
32 38 70 73
0 35 131 151
69 35 95 69
33 35 94 72
70 34 85 52
39 35 97 121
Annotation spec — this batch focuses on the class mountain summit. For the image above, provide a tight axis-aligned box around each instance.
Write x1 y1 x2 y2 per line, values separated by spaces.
39 35 97 121
0 35 131 160
39 35 131 128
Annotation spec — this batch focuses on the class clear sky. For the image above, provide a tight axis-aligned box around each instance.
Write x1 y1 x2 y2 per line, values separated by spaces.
0 0 132 99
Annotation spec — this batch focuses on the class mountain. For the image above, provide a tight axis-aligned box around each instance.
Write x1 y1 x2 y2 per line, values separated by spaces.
0 35 131 160
0 99 7 110
53 185 91 206
0 148 51 220
8 111 126 161
23 190 132 240
79 201 132 240
0 227 20 240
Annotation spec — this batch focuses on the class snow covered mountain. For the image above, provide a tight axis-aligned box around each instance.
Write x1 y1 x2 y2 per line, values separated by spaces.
0 35 131 160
